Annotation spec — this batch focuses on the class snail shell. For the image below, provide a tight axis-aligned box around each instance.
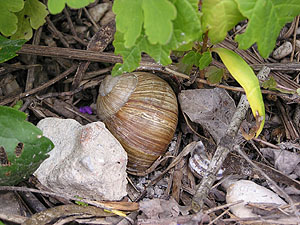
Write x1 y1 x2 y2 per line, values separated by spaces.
97 72 178 173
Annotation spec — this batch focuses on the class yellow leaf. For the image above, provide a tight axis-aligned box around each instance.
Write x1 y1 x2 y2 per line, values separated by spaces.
212 47 265 138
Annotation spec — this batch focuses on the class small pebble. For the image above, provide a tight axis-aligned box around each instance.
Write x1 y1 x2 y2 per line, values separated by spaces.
272 41 292 59
88 3 110 23
295 40 300 52
100 10 115 26
75 26 88 34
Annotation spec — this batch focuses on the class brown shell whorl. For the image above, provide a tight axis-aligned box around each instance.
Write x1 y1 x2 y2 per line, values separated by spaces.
97 72 178 173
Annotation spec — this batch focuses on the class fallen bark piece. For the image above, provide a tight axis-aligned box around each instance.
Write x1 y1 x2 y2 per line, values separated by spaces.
34 118 127 201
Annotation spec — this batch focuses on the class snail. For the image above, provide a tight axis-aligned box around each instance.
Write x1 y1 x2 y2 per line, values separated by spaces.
97 72 178 173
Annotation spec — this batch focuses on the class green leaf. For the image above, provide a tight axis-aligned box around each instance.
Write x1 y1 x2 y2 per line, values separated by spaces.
170 0 202 49
112 30 173 76
174 41 194 51
177 51 199 74
235 0 300 58
198 51 212 70
142 0 176 45
10 13 32 40
113 0 143 48
0 0 24 36
0 36 26 63
0 106 54 185
205 66 224 84
47 0 65 14
13 100 23 110
11 0 48 40
112 31 144 76
182 51 201 65
187 0 199 11
23 0 48 29
66 0 95 9
112 0 202 75
48 0 95 14
202 0 245 44
261 76 277 90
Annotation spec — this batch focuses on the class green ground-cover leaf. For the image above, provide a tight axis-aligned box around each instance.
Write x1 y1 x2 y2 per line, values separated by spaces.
11 0 48 40
198 51 212 69
235 0 300 58
0 0 24 36
0 36 26 63
170 0 202 49
112 31 144 75
0 106 54 185
202 0 245 44
187 0 199 11
177 50 200 74
48 0 95 14
113 0 143 48
112 30 173 75
182 51 201 65
142 0 176 45
112 0 202 75
205 66 224 84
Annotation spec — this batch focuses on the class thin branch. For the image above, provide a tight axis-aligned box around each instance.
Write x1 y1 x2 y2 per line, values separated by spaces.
192 95 250 212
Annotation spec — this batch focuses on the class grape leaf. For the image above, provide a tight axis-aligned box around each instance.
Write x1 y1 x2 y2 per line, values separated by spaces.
0 36 26 63
0 0 24 36
48 0 95 14
113 0 143 48
202 0 245 44
235 0 300 58
0 106 54 185
198 51 212 70
11 0 48 40
142 0 176 45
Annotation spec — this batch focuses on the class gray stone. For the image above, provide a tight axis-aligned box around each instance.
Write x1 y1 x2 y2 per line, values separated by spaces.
34 118 127 201
272 41 292 59
88 3 110 23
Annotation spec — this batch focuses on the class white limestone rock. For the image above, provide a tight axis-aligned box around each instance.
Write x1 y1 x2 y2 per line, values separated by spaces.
34 118 127 201
226 180 286 218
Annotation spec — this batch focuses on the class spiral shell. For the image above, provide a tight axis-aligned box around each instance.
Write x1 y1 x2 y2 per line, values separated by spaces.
97 72 178 173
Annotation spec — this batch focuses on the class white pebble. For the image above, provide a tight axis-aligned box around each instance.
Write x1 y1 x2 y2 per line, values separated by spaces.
88 3 110 23
226 180 286 218
272 41 292 59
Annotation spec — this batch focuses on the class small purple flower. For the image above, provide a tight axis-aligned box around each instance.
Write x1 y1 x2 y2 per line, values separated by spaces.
79 106 93 115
